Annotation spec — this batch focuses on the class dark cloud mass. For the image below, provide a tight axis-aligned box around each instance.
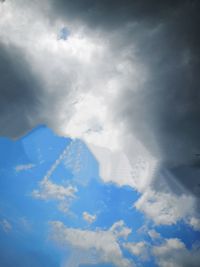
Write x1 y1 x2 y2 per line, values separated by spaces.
49 0 200 195
114 0 200 195
1 0 200 198
0 43 42 138
50 0 183 29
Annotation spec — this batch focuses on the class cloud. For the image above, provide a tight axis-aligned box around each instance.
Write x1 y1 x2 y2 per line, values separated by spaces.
49 220 133 267
123 241 150 261
133 166 200 227
48 220 198 267
124 234 200 267
135 189 196 225
0 219 12 233
31 139 81 211
15 164 35 172
110 220 132 239
82 211 96 224
0 42 43 138
49 0 184 31
32 178 77 201
148 229 161 240
47 0 200 227
0 0 200 229
153 238 200 267
32 178 77 213
188 217 200 231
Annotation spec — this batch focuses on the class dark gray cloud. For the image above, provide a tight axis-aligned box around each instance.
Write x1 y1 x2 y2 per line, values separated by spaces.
1 0 200 208
112 1 200 196
49 0 200 196
0 43 43 138
48 0 200 162
49 0 184 30
52 0 200 197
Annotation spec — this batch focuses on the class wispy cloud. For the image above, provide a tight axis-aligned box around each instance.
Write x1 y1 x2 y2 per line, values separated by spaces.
32 178 77 201
0 219 12 233
15 164 35 172
32 141 78 212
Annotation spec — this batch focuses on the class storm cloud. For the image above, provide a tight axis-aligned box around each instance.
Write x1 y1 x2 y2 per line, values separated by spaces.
0 43 43 138
0 0 200 232
48 0 200 164
51 0 200 198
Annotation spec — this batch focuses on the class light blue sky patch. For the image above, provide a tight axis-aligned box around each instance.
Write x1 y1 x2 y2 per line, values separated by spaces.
58 27 70 40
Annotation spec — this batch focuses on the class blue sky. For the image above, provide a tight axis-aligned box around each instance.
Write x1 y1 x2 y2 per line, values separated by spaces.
0 125 200 267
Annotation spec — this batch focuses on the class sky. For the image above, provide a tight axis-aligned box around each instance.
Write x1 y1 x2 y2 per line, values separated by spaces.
0 0 200 266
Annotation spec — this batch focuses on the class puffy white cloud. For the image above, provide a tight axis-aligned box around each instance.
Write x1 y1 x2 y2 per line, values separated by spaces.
153 238 200 267
82 212 96 224
123 235 200 267
188 217 200 231
123 241 150 261
49 220 133 267
110 220 132 239
135 189 196 225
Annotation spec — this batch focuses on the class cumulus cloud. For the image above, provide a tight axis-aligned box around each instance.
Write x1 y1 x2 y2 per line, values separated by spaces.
49 220 133 267
48 219 200 267
188 217 200 232
124 234 200 266
82 211 96 224
123 241 150 261
135 189 196 225
153 238 200 267
0 0 200 229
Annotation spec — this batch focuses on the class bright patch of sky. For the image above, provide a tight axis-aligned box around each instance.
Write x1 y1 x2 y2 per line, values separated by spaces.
0 126 199 266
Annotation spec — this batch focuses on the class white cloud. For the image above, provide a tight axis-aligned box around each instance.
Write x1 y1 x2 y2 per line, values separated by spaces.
153 238 200 267
82 212 96 224
135 189 195 225
49 220 133 267
123 241 150 261
148 229 161 240
188 217 200 231
32 178 77 201
15 163 35 172
0 219 12 233
122 235 200 267
32 178 77 213
110 220 132 239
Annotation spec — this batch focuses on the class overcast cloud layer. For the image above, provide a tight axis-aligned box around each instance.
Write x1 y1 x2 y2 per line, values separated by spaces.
0 0 200 258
